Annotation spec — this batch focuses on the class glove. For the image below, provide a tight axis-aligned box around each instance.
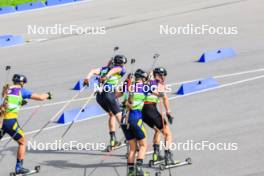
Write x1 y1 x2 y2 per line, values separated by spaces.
21 100 28 106
47 92 52 100
166 112 174 125
83 78 90 87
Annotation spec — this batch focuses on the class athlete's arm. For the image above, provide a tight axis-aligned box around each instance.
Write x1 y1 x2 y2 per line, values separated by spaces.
30 93 51 101
22 88 51 101
159 83 174 124
158 83 171 113
85 68 101 80
162 94 171 113
84 68 101 86
105 67 122 79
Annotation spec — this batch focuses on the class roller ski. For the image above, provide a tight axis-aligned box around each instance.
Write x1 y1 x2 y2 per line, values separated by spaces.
127 171 150 176
148 150 165 167
103 139 127 152
10 166 40 176
159 151 192 170
127 165 150 176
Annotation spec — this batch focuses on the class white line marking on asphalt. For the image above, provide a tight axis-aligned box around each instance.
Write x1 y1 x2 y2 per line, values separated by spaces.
170 67 264 86
1 74 264 142
169 74 264 100
20 67 264 111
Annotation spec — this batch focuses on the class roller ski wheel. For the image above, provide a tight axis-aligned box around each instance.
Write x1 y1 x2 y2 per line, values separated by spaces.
155 172 162 176
127 171 150 176
186 157 192 164
148 159 165 167
135 171 150 176
104 141 126 152
10 165 41 176
35 166 41 173
159 164 166 171
159 158 192 170
149 151 165 167
148 160 154 167
143 172 150 176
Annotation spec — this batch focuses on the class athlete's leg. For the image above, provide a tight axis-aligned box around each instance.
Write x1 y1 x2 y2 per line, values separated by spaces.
162 123 176 165
143 104 164 161
96 93 118 146
17 137 26 161
127 139 136 175
108 112 116 132
3 119 30 174
136 138 147 176
162 123 172 149
153 128 161 146
130 116 147 176
14 127 30 174
128 139 137 163
104 91 124 145
115 112 122 124
108 112 119 146
105 92 122 124
137 138 147 160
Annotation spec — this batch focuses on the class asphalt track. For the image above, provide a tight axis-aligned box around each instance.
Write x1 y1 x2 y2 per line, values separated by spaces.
0 0 264 175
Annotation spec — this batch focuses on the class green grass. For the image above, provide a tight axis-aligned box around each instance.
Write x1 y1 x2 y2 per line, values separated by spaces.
0 0 46 7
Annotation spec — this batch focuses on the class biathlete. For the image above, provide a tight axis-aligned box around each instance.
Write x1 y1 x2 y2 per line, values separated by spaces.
0 74 52 174
84 55 127 148
122 69 149 176
142 67 176 165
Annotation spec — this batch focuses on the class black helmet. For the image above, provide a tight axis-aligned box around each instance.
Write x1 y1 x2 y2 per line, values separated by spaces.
135 69 148 79
153 67 167 76
12 74 27 84
113 55 127 65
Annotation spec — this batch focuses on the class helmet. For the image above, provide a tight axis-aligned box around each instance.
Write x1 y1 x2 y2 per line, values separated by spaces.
135 69 148 79
153 67 167 77
12 74 27 84
113 55 127 65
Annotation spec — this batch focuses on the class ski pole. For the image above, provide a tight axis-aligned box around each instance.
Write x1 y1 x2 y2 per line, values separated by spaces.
124 58 136 128
113 46 119 52
4 66 11 87
1 66 11 104
147 53 160 79
60 89 95 140
30 86 86 141
0 66 12 134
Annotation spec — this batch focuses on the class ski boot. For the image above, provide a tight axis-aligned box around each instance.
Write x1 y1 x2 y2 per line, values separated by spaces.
149 145 164 167
105 139 121 152
107 131 121 151
165 150 176 166
136 160 150 176
153 150 164 162
110 139 120 148
15 160 30 175
136 165 144 176
127 165 136 176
